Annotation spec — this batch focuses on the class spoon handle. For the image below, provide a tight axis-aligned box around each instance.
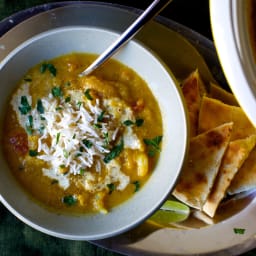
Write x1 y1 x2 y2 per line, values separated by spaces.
79 0 173 77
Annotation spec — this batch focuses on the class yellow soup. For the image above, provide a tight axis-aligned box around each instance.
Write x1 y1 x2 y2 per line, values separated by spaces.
3 53 163 214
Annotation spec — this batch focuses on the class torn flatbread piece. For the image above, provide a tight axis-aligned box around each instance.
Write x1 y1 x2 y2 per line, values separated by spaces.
181 69 206 137
203 135 256 217
209 82 238 106
173 122 233 209
228 146 256 195
198 96 256 140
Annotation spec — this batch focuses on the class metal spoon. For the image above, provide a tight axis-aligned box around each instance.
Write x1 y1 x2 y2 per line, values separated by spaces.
79 0 173 77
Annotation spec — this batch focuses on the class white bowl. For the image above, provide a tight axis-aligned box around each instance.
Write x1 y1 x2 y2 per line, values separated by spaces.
210 0 256 125
0 26 188 240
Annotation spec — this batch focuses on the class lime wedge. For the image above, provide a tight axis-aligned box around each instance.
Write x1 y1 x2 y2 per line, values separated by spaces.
148 200 190 225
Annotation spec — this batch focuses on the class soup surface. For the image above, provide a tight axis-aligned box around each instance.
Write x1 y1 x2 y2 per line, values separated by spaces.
3 53 162 214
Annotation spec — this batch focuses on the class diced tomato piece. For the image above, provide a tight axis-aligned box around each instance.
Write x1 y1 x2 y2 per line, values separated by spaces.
9 132 28 156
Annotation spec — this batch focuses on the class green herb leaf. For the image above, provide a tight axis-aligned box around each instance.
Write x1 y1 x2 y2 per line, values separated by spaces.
39 125 45 134
28 115 33 127
26 115 34 135
48 64 57 76
135 118 144 127
55 107 63 111
62 195 77 206
29 150 38 157
52 86 62 98
79 168 86 175
63 149 69 158
144 136 162 150
144 135 163 157
133 181 140 192
123 120 134 126
103 138 124 164
103 132 109 146
40 63 57 76
36 99 44 114
94 123 102 129
65 96 71 103
84 89 93 100
234 228 245 234
56 132 61 145
77 101 82 109
82 139 93 149
123 118 144 127
97 111 105 122
18 96 31 115
107 183 116 194
40 63 48 73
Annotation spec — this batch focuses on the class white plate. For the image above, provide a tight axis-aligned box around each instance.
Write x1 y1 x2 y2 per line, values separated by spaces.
1 2 256 255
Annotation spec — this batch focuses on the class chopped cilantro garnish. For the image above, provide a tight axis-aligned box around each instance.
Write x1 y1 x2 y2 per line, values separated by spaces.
55 106 63 111
52 86 62 98
103 138 124 163
103 132 109 146
65 96 71 103
56 132 61 145
77 101 82 109
28 115 33 127
82 139 93 149
26 115 33 135
39 125 45 134
62 195 77 206
123 118 144 127
18 96 31 115
144 135 163 157
133 181 140 192
37 99 44 114
123 120 134 126
63 149 69 158
29 150 38 157
84 89 93 100
234 228 245 234
107 183 116 194
97 111 105 122
94 123 102 129
135 118 144 127
79 168 86 175
40 63 57 76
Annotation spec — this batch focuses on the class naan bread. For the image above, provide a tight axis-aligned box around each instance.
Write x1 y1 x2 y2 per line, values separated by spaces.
198 96 256 140
172 122 233 209
181 70 206 137
228 146 256 195
203 135 256 217
209 82 238 106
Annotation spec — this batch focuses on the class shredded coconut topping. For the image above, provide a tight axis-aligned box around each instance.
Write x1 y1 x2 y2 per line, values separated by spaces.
12 84 143 191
